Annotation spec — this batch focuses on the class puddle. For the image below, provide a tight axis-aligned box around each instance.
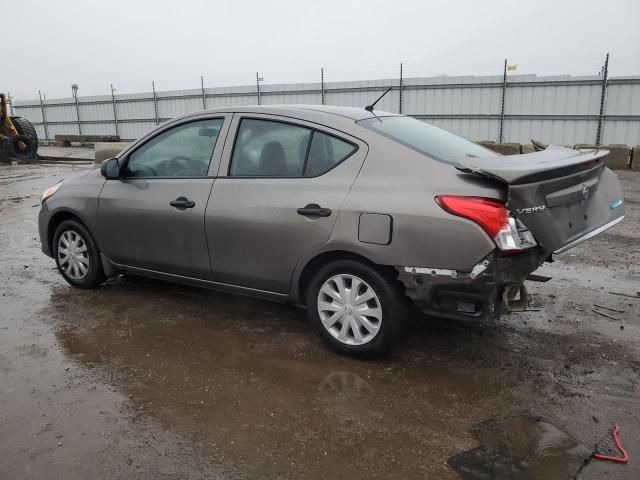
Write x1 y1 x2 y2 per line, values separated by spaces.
2 164 639 479
448 414 592 480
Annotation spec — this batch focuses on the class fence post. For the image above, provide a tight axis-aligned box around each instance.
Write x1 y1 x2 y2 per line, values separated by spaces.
201 76 206 110
110 84 119 137
595 53 609 146
321 68 325 105
38 90 50 142
7 93 14 116
399 62 404 114
498 59 507 144
152 81 159 125
71 84 82 135
256 72 261 105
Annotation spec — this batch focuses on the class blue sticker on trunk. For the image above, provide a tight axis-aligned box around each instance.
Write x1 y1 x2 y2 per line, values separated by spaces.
610 199 623 209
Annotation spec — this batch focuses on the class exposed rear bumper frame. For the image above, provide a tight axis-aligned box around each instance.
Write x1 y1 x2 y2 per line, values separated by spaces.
396 249 546 321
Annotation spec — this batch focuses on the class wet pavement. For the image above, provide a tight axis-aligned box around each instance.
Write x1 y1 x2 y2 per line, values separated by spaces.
1 163 639 479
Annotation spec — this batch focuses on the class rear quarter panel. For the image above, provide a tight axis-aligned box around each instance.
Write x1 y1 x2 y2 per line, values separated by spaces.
291 137 506 294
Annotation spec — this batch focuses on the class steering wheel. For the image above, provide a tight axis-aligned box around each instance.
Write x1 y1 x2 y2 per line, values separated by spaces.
128 164 157 177
167 156 195 176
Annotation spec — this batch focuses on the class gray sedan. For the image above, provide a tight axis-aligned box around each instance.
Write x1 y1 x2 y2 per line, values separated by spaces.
38 105 625 356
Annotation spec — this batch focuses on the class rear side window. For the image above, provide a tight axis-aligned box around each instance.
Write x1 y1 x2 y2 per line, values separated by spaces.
229 118 357 177
305 132 357 177
230 119 311 176
357 116 493 164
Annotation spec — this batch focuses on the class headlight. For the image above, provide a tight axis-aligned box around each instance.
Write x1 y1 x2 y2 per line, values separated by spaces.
41 182 62 204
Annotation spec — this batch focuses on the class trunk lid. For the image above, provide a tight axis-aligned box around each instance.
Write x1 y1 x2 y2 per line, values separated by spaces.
458 145 625 254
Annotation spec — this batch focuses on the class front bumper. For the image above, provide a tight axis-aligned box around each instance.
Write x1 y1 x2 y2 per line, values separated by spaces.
38 204 53 258
396 249 546 321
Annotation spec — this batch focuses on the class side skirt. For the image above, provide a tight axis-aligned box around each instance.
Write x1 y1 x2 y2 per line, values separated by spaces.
106 259 289 303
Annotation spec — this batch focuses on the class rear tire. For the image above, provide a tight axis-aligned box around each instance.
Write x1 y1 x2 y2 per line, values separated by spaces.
306 259 408 358
53 220 105 288
10 117 39 158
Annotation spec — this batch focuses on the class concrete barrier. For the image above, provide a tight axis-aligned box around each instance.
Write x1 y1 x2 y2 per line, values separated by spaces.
632 146 640 171
520 144 536 154
478 141 521 155
55 134 121 147
602 144 631 170
574 144 630 170
469 142 638 170
94 142 130 164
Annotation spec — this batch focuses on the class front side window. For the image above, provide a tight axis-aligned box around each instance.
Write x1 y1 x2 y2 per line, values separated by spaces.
126 118 223 178
229 119 357 177
357 116 494 164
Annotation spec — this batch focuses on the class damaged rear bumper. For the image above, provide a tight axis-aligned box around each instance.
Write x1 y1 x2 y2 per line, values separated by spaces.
396 249 546 321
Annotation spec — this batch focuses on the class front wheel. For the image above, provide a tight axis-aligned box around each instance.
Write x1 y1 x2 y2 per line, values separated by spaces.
306 259 408 358
53 220 106 288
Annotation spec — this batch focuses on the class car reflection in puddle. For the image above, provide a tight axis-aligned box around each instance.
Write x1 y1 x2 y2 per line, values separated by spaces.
45 276 554 479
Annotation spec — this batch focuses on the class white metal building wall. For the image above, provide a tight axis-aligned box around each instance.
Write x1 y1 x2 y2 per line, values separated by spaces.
13 74 640 146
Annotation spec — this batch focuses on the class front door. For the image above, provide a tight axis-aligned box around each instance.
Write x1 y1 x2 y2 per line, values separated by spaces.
206 114 367 293
98 116 229 279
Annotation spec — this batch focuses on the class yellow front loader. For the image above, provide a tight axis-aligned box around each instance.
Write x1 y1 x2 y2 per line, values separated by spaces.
0 93 38 163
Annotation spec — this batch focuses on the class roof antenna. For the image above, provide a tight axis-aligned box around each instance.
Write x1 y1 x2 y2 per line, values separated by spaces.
365 86 393 112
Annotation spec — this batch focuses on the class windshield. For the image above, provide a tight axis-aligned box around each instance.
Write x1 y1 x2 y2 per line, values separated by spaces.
357 116 495 164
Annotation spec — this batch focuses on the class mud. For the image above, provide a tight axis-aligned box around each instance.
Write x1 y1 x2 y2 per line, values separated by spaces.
1 163 639 479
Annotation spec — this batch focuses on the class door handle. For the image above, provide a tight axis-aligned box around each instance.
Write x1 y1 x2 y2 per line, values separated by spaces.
170 197 196 209
297 203 332 217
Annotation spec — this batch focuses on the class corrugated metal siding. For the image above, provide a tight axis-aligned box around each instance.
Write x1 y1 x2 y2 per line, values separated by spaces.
13 74 640 146
503 119 597 145
602 119 640 145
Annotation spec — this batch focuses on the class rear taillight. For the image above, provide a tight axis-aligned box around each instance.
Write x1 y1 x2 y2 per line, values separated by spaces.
436 196 537 252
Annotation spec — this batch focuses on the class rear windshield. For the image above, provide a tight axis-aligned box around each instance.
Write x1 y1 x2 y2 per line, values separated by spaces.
357 116 494 164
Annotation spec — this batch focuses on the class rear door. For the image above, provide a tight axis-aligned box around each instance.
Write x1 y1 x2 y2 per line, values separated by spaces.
205 114 367 293
97 115 230 278
460 145 625 253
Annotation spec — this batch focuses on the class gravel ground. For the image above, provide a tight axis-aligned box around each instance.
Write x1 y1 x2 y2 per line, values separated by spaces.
0 163 638 479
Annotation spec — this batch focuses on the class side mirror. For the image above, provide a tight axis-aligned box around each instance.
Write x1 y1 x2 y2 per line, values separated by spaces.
101 157 121 179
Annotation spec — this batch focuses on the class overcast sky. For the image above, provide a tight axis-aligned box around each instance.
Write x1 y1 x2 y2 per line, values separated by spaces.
6 0 640 101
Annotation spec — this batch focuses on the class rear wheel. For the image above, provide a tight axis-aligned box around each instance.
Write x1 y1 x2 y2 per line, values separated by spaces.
306 259 408 357
10 117 39 158
53 220 105 288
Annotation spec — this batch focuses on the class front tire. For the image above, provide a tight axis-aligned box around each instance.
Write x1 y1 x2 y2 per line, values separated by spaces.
306 259 408 358
53 220 105 288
